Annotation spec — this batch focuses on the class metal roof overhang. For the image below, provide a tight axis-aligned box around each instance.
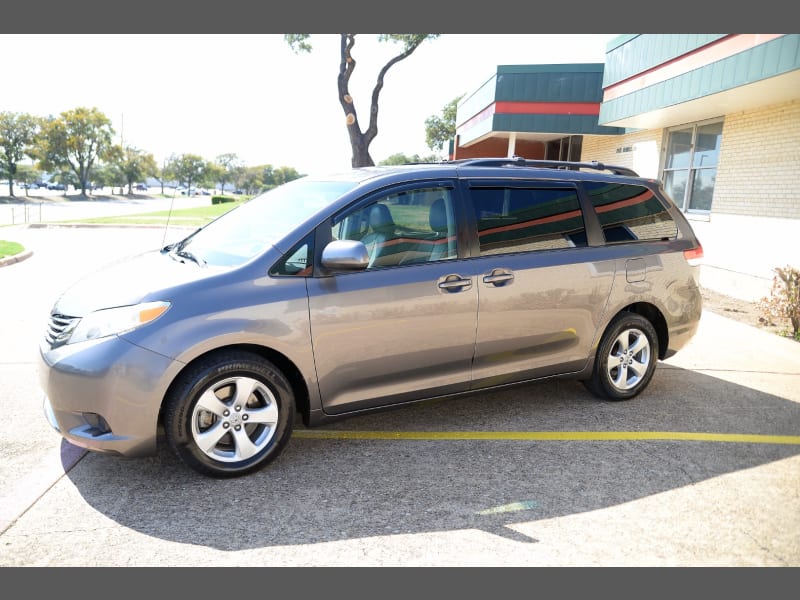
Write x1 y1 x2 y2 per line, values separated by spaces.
599 69 800 130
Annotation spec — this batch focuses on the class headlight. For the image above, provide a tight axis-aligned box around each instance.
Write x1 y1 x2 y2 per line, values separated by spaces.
68 301 171 344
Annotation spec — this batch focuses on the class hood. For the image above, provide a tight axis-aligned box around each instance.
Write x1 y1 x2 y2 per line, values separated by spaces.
52 249 220 317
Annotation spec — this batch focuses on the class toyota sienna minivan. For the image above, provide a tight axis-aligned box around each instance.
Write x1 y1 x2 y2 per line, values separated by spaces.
39 158 704 478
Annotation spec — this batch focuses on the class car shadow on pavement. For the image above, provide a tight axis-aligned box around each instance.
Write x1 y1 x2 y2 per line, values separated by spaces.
62 365 800 550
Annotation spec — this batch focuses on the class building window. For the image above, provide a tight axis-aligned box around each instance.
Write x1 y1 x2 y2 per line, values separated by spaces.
545 135 583 161
662 119 723 214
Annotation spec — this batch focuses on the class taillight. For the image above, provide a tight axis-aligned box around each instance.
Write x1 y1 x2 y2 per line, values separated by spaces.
684 244 704 267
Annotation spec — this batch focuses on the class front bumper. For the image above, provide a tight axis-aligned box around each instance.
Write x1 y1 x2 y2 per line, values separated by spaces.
38 334 183 458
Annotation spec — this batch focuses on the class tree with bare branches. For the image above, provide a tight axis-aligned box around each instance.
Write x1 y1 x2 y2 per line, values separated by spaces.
286 34 439 168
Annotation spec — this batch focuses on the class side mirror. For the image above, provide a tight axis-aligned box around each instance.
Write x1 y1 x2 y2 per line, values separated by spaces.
321 239 369 271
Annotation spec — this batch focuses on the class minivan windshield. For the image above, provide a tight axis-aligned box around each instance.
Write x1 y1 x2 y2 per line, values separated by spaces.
174 177 358 267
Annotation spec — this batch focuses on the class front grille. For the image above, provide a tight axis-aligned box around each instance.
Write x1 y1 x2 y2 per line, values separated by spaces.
45 313 80 349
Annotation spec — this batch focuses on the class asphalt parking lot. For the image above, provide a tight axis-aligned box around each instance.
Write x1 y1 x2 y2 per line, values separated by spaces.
0 223 798 566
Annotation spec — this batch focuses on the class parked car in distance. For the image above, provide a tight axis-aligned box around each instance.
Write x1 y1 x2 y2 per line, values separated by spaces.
47 183 66 190
179 187 211 196
134 183 148 191
39 158 704 478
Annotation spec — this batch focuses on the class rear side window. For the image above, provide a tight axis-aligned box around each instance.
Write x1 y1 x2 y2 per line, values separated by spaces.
584 181 678 243
469 186 587 256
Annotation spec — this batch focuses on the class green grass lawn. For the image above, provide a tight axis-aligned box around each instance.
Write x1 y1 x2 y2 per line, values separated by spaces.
0 240 24 259
59 201 245 227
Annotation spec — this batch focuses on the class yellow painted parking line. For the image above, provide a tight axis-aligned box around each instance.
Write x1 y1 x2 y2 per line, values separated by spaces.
293 430 800 445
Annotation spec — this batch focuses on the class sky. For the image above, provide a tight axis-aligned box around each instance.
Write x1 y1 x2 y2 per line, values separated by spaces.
4 34 618 176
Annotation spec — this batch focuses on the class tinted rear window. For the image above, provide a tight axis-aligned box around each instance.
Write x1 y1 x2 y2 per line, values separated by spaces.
584 181 678 243
470 186 587 256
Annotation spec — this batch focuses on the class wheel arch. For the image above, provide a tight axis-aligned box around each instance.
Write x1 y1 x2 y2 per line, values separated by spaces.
158 343 311 429
615 302 669 359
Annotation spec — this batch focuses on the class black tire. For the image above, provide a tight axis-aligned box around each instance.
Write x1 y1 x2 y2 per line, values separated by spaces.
584 312 659 401
164 350 294 478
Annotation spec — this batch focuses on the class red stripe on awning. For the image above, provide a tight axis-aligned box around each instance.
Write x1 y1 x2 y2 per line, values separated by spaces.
457 100 600 135
495 101 600 115
603 34 785 101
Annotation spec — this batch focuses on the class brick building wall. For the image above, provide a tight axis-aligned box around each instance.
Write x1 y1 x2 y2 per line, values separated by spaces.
454 137 546 160
714 99 800 219
581 130 664 180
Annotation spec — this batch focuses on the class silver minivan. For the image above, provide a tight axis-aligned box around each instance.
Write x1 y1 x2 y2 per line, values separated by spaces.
39 158 704 477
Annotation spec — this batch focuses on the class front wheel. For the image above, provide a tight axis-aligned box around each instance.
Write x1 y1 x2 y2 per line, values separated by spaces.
584 312 659 401
164 350 295 478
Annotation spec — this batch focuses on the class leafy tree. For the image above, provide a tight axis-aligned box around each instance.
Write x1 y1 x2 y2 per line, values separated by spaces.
379 152 439 165
240 164 304 193
239 165 265 194
424 94 464 157
286 34 440 168
272 166 303 186
152 160 169 195
89 163 114 191
205 162 224 192
50 168 73 195
164 153 207 195
0 111 39 197
230 163 247 192
212 152 242 194
114 146 158 194
15 164 42 197
34 107 115 197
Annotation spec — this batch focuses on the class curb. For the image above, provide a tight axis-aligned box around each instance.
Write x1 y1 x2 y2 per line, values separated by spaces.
0 441 87 535
0 249 33 268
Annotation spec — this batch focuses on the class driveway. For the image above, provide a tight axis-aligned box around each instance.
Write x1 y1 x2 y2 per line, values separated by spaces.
0 225 798 566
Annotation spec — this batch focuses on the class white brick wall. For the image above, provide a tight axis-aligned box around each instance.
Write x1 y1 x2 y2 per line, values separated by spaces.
582 130 664 180
584 100 800 219
715 100 800 218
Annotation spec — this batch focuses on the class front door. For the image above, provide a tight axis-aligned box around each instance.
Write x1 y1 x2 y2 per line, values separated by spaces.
308 184 479 415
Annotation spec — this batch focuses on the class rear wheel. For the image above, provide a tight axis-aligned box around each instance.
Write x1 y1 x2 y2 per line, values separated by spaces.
584 312 659 401
164 350 294 478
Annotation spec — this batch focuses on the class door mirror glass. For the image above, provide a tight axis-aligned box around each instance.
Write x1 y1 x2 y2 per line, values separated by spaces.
321 240 369 271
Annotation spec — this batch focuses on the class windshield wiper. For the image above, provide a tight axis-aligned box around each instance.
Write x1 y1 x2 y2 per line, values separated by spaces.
173 248 206 267
162 228 201 254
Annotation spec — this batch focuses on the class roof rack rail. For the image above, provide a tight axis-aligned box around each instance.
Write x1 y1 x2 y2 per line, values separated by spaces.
454 156 639 177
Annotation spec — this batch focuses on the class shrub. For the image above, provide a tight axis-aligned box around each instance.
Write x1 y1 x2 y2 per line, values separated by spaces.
757 265 800 340
211 196 236 205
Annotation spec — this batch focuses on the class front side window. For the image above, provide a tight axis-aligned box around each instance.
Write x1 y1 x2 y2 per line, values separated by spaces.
332 186 457 269
469 185 587 256
662 119 723 213
269 234 314 277
584 181 677 243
